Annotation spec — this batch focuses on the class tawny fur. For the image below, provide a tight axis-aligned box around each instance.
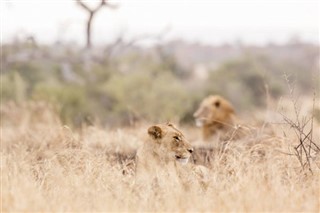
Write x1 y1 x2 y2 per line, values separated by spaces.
194 95 250 141
135 123 209 190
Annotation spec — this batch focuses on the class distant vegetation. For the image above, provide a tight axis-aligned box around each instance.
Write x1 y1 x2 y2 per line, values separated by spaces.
2 40 319 126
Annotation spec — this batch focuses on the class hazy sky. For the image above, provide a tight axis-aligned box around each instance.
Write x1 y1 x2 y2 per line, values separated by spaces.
1 0 319 46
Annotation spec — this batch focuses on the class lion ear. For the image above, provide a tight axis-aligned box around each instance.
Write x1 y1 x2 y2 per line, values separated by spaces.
148 125 163 139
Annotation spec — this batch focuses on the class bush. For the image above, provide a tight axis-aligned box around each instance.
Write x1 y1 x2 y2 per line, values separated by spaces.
1 71 27 102
32 83 90 126
101 71 192 125
206 56 285 110
2 43 316 126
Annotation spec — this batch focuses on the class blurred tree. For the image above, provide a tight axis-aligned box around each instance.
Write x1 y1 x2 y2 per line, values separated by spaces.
206 56 285 110
76 0 117 48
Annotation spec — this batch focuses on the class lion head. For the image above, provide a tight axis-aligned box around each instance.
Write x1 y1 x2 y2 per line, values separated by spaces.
193 95 236 139
135 123 210 191
146 123 194 165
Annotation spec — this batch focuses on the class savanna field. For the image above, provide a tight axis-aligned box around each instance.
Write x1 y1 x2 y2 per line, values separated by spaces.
1 33 320 212
1 98 320 212
2 0 320 211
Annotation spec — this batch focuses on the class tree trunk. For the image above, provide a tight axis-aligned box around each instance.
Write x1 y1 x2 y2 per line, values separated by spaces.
86 12 94 49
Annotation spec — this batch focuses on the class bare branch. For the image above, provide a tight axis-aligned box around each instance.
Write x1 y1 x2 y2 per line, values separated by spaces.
92 0 107 13
280 73 320 173
76 0 93 13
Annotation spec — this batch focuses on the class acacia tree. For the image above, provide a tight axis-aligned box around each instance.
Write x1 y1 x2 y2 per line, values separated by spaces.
76 0 117 49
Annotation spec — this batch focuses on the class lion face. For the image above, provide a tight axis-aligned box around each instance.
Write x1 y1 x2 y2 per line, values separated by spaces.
193 95 235 127
147 123 193 165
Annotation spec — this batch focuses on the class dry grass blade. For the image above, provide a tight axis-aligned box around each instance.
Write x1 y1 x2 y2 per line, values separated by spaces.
1 101 320 212
280 73 319 173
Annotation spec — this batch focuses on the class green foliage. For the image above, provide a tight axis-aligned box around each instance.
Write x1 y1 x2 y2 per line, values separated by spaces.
32 83 90 125
11 62 46 87
1 43 316 126
206 56 285 110
1 71 27 102
101 71 192 124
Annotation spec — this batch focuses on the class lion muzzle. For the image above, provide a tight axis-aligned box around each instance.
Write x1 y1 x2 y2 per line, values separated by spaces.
175 155 189 165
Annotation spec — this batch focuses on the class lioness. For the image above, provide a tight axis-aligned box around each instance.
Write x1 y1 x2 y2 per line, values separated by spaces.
193 95 249 140
135 123 209 190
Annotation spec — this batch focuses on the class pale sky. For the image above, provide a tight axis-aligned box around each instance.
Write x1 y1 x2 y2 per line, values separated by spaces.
1 0 319 46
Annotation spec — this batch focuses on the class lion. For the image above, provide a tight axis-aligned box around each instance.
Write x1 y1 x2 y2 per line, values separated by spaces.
193 95 250 141
135 123 209 191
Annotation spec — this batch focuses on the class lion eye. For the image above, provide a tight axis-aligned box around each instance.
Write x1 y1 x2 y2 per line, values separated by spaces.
173 136 180 141
214 101 220 108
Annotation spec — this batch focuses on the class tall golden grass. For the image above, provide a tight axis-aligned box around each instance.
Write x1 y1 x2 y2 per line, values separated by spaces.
1 101 320 212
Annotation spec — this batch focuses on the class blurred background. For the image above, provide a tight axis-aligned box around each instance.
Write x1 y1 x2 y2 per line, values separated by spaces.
1 0 319 127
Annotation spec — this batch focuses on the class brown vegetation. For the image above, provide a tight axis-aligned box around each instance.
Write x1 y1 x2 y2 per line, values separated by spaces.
1 101 320 212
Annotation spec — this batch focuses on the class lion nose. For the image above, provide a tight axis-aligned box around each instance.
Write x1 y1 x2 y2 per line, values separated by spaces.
188 148 194 154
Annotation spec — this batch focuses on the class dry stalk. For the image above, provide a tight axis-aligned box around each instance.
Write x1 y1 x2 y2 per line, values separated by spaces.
280 73 319 173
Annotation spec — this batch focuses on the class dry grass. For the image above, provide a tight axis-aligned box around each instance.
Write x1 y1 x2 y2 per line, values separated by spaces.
1 101 320 212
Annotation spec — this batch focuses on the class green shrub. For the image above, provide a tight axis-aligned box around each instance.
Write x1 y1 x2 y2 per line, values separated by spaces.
2 44 315 126
32 83 90 126
100 71 192 125
206 56 285 110
1 71 27 102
